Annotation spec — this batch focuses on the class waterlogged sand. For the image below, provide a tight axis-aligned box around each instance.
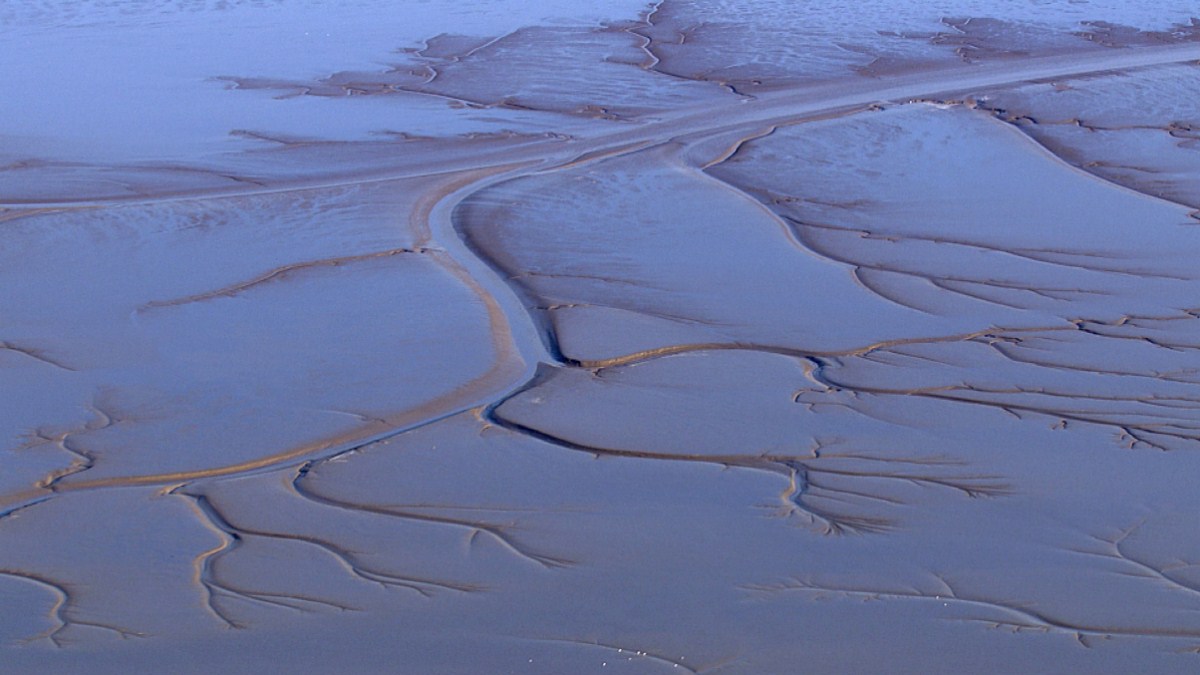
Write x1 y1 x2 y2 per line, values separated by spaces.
5 1 1200 673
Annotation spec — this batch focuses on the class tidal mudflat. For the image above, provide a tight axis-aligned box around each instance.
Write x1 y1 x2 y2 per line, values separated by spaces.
4 1 1200 673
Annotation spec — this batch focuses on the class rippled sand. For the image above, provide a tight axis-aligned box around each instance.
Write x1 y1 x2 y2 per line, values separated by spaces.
5 1 1200 673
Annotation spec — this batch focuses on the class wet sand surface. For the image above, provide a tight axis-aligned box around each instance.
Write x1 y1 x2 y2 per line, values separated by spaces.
5 1 1200 673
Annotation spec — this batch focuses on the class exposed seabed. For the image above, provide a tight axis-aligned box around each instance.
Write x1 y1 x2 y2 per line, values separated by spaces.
4 2 1200 673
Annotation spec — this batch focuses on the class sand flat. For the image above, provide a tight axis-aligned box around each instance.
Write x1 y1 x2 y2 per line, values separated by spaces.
5 2 1200 673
